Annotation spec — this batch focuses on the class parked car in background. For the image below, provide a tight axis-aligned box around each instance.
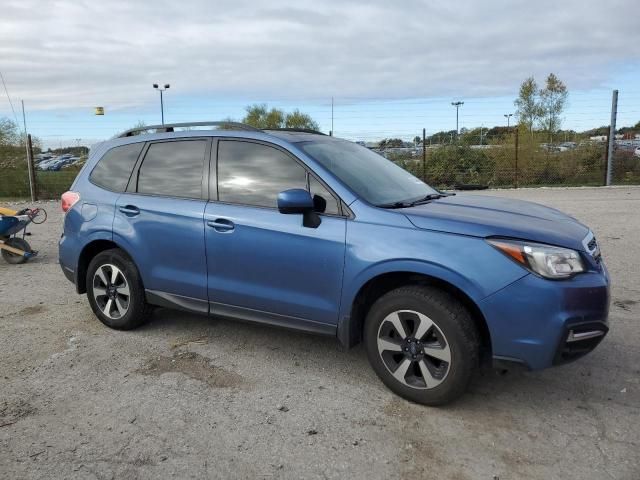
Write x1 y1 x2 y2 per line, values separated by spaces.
635 147 640 157
59 122 610 405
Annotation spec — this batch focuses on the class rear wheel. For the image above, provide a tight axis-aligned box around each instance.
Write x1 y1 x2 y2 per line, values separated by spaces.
86 248 150 329
364 286 480 406
1 237 31 264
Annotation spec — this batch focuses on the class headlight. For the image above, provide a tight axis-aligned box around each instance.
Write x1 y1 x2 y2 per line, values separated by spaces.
487 239 585 279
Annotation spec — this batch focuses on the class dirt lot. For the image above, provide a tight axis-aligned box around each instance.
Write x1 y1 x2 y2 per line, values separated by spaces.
1 187 639 479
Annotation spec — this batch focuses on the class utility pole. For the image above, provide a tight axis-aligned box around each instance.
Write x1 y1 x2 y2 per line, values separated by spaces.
480 125 484 146
605 89 618 186
451 101 464 135
504 113 513 128
21 100 36 201
153 83 170 125
422 128 426 181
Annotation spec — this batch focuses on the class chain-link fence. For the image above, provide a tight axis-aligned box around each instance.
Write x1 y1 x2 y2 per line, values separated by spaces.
0 145 85 200
1 132 639 200
382 132 640 189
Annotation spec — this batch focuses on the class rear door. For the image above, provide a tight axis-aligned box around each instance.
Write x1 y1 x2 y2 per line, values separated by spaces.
204 139 347 328
113 138 210 310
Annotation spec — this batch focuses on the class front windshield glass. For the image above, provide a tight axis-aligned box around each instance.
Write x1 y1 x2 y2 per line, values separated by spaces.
298 139 438 206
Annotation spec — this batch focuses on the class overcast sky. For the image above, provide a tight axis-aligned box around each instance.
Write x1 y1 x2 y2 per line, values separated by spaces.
1 0 639 144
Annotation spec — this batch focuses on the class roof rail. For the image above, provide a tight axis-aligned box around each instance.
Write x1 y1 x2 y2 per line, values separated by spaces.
264 128 327 135
115 121 261 138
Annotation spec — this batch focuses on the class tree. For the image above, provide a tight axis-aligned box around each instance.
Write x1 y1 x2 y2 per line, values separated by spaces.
0 117 19 146
242 104 319 130
413 135 421 145
514 76 541 134
539 73 568 143
284 109 320 130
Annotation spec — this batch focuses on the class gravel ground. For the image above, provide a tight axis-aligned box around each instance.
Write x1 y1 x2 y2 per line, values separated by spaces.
1 187 639 480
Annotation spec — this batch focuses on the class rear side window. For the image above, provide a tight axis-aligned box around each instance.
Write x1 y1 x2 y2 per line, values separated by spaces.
137 140 206 199
217 140 307 208
90 143 144 192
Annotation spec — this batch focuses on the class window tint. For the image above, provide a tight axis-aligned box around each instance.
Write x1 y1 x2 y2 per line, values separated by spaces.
218 141 307 208
90 143 144 192
309 175 340 215
137 140 206 199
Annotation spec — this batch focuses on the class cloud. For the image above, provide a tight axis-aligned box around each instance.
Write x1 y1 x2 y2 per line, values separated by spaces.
1 0 639 110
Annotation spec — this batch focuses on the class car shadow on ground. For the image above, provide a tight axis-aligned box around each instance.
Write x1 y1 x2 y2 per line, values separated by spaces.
129 306 593 412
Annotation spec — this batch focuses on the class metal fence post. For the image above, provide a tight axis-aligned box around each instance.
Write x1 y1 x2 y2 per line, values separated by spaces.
26 134 37 201
514 127 519 188
605 89 618 186
422 127 426 182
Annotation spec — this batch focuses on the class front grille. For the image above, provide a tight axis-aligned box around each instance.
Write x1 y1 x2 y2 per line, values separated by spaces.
583 232 602 264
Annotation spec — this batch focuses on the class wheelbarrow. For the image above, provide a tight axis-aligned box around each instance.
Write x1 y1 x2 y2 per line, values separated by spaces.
0 206 47 264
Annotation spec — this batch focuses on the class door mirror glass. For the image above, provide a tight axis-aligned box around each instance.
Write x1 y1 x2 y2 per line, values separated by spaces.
277 189 314 214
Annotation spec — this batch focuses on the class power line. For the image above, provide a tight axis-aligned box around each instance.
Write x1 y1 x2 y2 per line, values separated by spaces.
0 70 20 127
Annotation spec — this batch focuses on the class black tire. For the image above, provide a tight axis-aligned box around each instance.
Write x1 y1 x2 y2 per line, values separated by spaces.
364 286 480 406
1 237 31 264
86 248 151 330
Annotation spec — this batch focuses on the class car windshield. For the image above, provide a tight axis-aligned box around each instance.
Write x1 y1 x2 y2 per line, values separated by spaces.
297 139 438 206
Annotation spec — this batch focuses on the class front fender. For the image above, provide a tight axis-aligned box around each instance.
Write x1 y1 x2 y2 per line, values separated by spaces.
337 217 528 347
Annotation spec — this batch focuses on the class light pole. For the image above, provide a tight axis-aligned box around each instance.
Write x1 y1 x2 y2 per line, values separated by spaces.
451 101 464 136
153 83 170 125
451 102 464 135
504 113 513 128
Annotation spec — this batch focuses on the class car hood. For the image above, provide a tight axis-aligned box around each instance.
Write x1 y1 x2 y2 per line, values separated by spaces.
401 194 590 251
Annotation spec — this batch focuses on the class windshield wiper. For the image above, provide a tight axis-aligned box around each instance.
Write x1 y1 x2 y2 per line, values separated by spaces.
376 201 414 209
408 192 456 205
377 192 455 209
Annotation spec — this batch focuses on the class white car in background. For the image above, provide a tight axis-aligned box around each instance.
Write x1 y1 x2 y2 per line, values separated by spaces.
635 147 640 158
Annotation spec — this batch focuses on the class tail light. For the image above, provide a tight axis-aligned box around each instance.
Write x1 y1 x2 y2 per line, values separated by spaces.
61 191 80 213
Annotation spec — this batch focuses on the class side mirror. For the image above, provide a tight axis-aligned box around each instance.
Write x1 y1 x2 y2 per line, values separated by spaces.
277 189 314 214
277 189 321 228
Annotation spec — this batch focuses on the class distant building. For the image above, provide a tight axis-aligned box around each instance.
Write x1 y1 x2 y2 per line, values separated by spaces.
590 135 607 142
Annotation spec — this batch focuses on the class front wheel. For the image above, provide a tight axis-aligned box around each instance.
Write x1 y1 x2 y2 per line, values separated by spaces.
364 286 480 406
86 248 151 330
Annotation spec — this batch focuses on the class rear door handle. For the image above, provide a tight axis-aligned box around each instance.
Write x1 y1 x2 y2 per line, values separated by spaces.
207 218 235 232
119 205 140 216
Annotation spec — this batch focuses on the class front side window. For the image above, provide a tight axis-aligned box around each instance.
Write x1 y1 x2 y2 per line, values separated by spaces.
90 142 144 192
137 140 206 199
309 175 340 215
217 140 307 208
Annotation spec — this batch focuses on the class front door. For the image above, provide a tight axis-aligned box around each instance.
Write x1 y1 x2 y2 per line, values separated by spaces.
204 139 346 328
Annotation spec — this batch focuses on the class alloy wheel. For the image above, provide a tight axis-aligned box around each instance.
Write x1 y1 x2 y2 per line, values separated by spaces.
92 264 130 319
377 310 451 389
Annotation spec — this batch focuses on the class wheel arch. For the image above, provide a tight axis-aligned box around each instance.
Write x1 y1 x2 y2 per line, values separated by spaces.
338 269 492 364
75 239 136 294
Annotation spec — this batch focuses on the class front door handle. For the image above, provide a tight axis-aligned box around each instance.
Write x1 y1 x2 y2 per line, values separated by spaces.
207 218 235 232
119 205 140 216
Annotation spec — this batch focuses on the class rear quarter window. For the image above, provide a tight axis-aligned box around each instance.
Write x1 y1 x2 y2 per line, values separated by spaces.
89 143 144 192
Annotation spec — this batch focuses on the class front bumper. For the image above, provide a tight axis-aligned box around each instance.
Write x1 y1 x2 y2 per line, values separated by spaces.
480 263 610 370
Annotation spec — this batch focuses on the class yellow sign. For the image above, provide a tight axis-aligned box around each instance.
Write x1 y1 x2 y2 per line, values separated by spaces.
95 107 104 115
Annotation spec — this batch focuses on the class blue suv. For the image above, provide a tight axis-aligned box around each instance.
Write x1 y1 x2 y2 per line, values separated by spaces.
59 122 610 405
